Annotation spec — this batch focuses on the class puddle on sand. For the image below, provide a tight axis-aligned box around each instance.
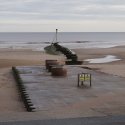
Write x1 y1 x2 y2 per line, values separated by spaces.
85 55 121 64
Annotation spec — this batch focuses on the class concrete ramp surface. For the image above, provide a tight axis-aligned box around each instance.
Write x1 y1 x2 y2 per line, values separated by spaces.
13 65 125 117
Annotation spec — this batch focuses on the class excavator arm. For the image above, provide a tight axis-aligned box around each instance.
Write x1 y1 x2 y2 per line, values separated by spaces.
53 43 82 65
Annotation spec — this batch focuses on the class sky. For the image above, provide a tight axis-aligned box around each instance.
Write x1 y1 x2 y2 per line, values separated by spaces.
0 0 125 32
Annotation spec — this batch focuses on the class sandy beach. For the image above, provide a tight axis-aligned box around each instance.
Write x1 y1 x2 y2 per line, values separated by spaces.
0 46 125 120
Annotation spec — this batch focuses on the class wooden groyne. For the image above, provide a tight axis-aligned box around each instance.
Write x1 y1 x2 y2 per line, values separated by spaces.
12 67 35 112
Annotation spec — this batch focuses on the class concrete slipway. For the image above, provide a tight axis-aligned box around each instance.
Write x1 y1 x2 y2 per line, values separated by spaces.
12 65 125 118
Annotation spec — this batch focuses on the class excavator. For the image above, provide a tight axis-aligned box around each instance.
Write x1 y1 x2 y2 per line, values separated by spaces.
44 29 83 65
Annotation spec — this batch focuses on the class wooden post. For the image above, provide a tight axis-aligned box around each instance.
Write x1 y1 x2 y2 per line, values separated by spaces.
90 74 92 87
78 74 80 87
81 73 84 86
56 29 58 43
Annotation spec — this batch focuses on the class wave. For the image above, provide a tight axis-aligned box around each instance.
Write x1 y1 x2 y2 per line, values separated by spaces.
27 41 92 44
0 40 125 51
0 40 92 44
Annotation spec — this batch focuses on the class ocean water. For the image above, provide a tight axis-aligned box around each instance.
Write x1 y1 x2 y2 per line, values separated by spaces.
85 55 121 63
0 32 125 51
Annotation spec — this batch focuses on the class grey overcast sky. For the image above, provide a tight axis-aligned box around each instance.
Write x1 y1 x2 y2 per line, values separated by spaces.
0 0 125 32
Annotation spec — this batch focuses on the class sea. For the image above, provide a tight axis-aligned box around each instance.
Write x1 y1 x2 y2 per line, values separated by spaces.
0 32 125 51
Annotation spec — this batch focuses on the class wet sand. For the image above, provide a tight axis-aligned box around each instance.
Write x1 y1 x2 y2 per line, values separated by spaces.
74 45 125 77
